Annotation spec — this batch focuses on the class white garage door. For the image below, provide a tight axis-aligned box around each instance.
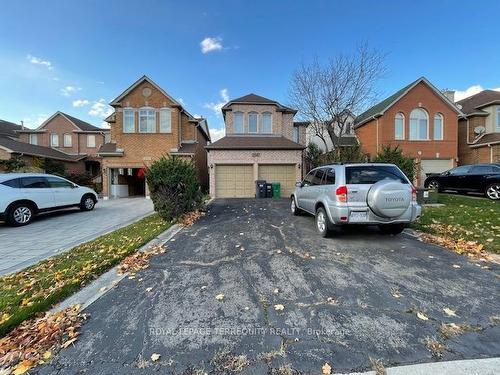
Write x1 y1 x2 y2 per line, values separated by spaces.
215 164 254 198
420 159 454 186
258 164 297 197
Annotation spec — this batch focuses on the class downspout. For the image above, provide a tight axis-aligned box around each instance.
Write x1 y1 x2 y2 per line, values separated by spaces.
490 144 493 163
376 118 380 153
178 110 182 147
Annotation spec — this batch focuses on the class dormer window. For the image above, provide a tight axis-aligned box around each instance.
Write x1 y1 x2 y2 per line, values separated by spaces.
234 112 244 133
248 112 258 133
262 112 272 133
139 108 156 133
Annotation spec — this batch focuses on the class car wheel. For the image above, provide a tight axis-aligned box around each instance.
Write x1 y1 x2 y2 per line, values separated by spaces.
426 179 441 192
7 202 35 226
378 223 406 235
315 207 331 238
485 183 500 200
80 194 96 211
290 196 301 216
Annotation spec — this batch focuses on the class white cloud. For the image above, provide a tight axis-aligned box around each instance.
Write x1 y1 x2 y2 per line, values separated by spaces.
203 88 229 116
27 54 53 70
454 85 500 101
88 98 113 119
72 99 90 107
209 127 225 141
60 85 81 97
21 114 49 129
200 37 223 54
178 97 186 106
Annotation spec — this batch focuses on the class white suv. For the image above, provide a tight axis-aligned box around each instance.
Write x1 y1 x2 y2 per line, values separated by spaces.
0 173 98 226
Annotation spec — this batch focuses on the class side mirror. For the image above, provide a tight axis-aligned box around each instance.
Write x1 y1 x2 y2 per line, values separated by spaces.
71 184 78 189
295 182 302 188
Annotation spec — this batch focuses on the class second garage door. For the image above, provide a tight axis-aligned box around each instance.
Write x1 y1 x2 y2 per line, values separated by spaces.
258 164 297 197
215 164 254 198
420 159 454 186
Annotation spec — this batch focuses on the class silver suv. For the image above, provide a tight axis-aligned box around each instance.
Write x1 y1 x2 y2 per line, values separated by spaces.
291 163 421 237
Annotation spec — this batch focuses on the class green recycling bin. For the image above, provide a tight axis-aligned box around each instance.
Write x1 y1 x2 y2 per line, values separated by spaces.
272 183 281 198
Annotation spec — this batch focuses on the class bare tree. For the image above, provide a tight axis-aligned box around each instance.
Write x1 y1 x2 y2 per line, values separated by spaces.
289 43 386 150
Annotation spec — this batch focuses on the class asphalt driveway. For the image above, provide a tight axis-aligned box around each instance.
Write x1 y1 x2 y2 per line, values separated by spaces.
0 198 154 275
38 199 500 374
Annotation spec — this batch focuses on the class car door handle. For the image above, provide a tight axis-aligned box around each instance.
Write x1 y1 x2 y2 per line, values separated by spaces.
350 189 359 193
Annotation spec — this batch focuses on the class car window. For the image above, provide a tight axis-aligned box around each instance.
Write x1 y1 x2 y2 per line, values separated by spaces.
346 165 408 184
312 169 325 185
302 171 315 187
323 169 335 185
20 177 49 188
46 176 74 188
470 165 494 174
1 178 20 188
448 166 471 175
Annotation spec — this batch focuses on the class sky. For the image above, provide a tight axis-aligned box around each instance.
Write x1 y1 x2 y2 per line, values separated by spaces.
1 0 500 141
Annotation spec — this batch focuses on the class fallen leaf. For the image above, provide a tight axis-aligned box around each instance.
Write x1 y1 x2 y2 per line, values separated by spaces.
61 337 78 348
274 304 285 311
273 288 280 295
417 312 429 321
215 293 225 301
145 287 153 292
452 264 461 269
443 307 457 317
201 285 207 290
99 286 107 292
43 351 52 360
13 360 35 375
322 362 332 374
151 353 161 362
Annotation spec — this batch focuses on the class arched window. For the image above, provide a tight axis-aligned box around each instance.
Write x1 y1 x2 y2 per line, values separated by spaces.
409 108 428 140
248 112 258 133
233 112 244 133
434 113 443 140
394 112 405 140
261 112 272 133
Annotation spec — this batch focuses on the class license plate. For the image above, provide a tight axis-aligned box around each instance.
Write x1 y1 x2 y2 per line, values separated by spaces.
350 211 368 222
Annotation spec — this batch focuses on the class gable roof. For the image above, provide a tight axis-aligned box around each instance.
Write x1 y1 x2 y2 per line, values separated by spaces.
456 90 500 116
205 135 305 150
354 77 464 128
196 118 211 141
470 132 500 148
35 112 105 132
0 136 85 162
0 119 21 138
221 93 297 115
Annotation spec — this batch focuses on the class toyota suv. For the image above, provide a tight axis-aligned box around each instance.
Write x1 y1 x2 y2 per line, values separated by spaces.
291 163 421 237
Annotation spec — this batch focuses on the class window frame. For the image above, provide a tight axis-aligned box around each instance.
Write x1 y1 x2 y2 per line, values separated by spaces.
293 126 300 143
138 108 156 133
433 113 444 140
20 176 49 189
409 108 429 141
63 133 72 147
87 134 96 148
29 134 38 145
311 168 326 185
497 107 500 130
46 176 74 188
248 112 258 133
261 112 272 133
50 133 59 147
159 108 172 133
322 168 336 185
394 112 405 140
233 111 244 133
123 108 135 133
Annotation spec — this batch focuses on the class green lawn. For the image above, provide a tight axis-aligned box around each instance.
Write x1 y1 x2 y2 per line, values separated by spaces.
0 214 171 337
412 194 500 254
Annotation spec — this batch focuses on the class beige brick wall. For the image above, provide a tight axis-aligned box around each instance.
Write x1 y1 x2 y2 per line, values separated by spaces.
207 149 303 197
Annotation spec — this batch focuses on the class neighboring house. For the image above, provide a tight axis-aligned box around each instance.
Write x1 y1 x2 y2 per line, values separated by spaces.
0 120 85 170
305 113 358 152
354 77 463 186
206 93 306 198
17 112 109 175
98 75 210 199
456 90 500 164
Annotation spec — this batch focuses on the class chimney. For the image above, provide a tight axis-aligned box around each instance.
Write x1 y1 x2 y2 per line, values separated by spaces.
443 90 455 103
20 120 24 130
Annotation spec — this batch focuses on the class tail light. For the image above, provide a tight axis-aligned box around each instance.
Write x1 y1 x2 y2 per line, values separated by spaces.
411 186 417 202
336 185 348 203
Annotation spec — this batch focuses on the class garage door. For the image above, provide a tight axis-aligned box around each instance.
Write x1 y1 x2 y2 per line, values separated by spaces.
258 164 296 197
420 159 454 186
215 165 254 198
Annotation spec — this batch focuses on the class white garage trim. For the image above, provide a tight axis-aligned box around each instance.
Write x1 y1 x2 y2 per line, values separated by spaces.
420 159 454 186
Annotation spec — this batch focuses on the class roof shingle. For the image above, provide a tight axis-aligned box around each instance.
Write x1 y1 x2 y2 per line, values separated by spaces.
456 90 500 115
0 119 21 138
0 136 84 161
205 136 305 150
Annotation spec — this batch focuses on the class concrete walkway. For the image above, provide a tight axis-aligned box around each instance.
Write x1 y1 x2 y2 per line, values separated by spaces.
0 198 154 275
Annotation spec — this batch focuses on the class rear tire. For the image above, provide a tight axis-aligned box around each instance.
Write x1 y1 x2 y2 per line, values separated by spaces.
7 202 35 226
315 207 332 238
426 179 441 192
80 194 96 211
485 183 500 200
290 196 301 216
378 223 406 235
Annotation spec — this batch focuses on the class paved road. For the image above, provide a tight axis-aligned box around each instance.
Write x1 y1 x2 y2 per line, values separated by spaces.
38 199 500 374
0 198 154 275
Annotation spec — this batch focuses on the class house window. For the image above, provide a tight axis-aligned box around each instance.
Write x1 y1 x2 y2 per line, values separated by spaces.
293 126 300 143
248 112 258 133
434 113 444 140
50 134 59 147
29 134 38 145
123 109 135 133
395 112 405 140
87 135 96 148
159 108 172 133
233 112 244 133
139 109 156 133
409 108 429 140
345 122 352 134
63 133 72 147
497 107 500 130
262 112 272 133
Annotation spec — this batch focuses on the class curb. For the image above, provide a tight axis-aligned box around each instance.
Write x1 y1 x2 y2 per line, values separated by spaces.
50 224 183 313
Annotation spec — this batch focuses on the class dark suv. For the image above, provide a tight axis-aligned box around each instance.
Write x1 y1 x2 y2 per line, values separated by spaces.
424 163 500 200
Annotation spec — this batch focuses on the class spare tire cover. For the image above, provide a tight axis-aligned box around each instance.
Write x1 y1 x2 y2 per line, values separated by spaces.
367 180 411 218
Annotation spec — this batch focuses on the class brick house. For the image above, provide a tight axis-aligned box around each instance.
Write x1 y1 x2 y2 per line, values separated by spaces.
354 77 463 185
98 76 210 199
16 112 109 175
206 93 306 198
456 90 500 164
